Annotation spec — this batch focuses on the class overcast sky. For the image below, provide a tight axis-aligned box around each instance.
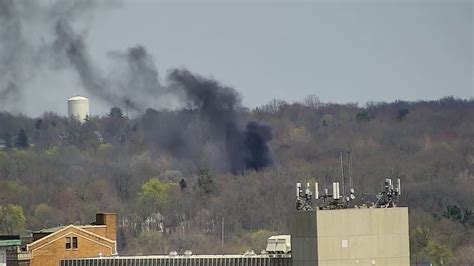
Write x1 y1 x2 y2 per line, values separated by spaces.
5 0 474 116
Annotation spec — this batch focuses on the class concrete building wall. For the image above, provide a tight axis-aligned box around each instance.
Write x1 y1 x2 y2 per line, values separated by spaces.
316 207 409 266
291 207 410 266
291 212 317 266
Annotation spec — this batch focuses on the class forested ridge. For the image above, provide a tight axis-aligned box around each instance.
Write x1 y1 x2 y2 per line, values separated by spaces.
0 96 473 265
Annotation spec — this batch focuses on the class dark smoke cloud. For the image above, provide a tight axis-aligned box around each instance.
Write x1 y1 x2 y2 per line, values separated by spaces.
0 82 20 106
110 46 162 96
107 46 177 111
0 0 100 111
161 69 273 173
0 0 33 110
0 0 167 112
53 18 170 112
53 19 114 105
241 121 273 171
0 0 273 173
168 69 241 123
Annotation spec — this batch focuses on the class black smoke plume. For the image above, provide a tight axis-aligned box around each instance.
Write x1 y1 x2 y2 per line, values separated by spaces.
167 69 273 173
53 19 171 112
0 0 273 173
0 0 108 110
54 19 114 106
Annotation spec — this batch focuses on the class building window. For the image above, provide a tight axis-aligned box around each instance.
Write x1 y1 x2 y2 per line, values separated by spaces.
65 237 71 249
65 236 78 249
72 236 78 248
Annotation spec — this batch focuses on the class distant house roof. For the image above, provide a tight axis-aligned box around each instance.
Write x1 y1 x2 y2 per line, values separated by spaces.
0 235 21 247
33 226 66 234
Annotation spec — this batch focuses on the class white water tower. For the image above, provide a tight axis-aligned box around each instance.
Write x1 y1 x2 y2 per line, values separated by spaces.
68 96 89 123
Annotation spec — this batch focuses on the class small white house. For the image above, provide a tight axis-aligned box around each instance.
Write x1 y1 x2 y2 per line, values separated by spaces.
0 139 6 149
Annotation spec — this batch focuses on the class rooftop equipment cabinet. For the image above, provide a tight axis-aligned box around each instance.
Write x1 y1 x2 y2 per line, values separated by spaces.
265 235 291 255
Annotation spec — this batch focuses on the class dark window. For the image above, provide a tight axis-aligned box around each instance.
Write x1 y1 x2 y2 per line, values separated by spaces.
65 237 71 249
65 236 78 249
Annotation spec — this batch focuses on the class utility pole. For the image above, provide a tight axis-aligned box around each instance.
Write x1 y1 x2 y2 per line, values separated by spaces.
221 216 225 253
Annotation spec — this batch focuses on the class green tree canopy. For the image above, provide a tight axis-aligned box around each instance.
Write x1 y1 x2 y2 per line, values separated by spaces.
138 178 176 218
425 239 452 266
33 203 56 229
0 204 26 234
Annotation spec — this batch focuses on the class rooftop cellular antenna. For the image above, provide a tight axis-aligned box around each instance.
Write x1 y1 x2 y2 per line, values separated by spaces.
375 178 402 208
296 182 313 211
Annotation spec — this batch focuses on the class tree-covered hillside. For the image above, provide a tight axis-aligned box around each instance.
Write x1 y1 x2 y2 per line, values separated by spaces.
0 96 473 265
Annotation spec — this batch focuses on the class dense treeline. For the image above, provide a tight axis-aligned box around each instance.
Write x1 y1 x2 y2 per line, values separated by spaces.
0 96 473 265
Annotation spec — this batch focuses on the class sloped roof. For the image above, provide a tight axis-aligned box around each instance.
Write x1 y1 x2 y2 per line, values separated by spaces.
27 225 115 252
33 226 65 234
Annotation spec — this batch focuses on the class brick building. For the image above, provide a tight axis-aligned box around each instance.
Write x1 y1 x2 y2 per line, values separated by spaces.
25 213 117 266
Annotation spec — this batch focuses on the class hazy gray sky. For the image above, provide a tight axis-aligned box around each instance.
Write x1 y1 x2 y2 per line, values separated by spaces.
84 0 473 111
3 0 473 116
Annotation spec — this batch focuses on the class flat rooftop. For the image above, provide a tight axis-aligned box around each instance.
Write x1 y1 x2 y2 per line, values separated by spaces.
68 254 290 260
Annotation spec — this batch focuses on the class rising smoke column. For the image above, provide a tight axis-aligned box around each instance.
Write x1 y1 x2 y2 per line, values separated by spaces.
242 121 273 171
107 46 180 111
0 0 171 113
53 19 116 105
168 69 273 173
49 0 166 111
53 20 165 112
0 0 273 173
53 20 180 112
51 0 273 172
0 0 33 110
0 0 108 110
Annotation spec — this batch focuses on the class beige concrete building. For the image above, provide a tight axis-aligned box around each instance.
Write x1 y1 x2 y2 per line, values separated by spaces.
291 207 410 266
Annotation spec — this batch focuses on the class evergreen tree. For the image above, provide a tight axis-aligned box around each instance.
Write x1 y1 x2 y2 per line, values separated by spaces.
16 128 29 148
397 108 409 120
179 178 187 191
196 167 216 195
3 133 12 148
109 107 124 119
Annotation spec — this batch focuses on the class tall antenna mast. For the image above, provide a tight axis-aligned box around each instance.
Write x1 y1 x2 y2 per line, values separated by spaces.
348 150 353 189
340 152 345 200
